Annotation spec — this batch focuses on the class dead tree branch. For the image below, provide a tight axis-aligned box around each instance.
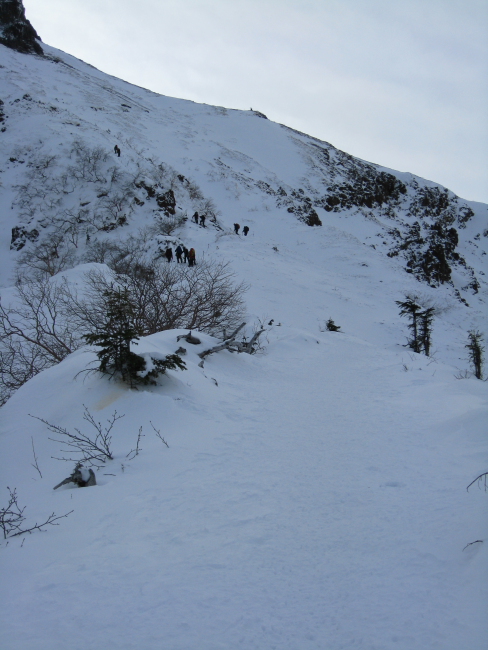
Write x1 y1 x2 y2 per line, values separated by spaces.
31 436 42 478
467 472 488 492
151 421 169 448
198 322 265 360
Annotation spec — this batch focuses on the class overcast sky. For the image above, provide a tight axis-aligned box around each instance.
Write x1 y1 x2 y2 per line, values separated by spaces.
24 0 488 203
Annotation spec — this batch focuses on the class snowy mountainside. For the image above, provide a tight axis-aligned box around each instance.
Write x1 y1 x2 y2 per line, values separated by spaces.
0 30 488 650
0 42 487 298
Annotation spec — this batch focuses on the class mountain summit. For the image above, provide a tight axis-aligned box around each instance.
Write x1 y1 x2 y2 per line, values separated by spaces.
0 0 43 55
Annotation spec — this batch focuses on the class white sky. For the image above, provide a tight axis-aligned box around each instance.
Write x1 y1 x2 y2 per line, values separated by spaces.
23 0 488 203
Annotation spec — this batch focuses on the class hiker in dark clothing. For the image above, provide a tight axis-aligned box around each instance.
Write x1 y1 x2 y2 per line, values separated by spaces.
243 225 249 236
188 248 196 267
234 223 240 234
183 247 189 263
200 214 206 227
165 247 173 262
175 245 183 263
114 145 121 157
193 212 199 224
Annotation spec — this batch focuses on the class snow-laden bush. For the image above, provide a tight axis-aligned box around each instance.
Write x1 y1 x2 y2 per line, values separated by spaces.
0 253 247 402
82 285 186 387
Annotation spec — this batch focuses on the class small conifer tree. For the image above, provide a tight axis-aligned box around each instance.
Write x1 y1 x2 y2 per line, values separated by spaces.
396 297 422 353
419 307 435 357
396 297 434 356
83 286 185 386
466 330 484 379
84 287 144 386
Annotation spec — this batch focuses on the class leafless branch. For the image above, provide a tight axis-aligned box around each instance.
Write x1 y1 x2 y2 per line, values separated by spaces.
30 436 42 478
467 472 488 492
151 421 169 448
0 487 73 539
126 426 144 459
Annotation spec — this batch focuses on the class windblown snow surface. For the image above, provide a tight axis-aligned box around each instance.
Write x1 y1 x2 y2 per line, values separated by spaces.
0 43 487 650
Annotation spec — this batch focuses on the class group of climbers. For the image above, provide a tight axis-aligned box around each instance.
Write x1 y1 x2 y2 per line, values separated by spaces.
164 245 196 266
163 217 251 266
114 141 251 263
113 144 252 241
233 223 249 236
191 211 250 236
192 212 206 227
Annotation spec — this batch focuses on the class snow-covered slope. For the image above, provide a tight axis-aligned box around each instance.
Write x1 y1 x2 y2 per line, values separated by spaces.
1 42 487 297
1 32 487 650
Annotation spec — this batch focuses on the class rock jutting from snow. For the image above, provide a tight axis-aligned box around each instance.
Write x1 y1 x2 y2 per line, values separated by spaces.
0 0 43 55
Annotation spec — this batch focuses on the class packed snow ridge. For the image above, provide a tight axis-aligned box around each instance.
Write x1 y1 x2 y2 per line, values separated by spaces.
0 4 487 649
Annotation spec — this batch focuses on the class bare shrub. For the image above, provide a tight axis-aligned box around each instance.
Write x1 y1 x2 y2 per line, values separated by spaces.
150 213 186 236
1 234 247 401
71 258 247 336
69 141 108 183
199 198 221 223
83 239 126 266
17 234 77 277
31 406 121 466
0 273 82 404
187 181 204 201
1 487 72 540
85 232 151 273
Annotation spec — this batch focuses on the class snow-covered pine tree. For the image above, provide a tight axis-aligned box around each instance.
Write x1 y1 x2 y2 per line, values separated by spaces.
418 307 435 357
396 297 422 353
83 286 186 386
83 286 144 387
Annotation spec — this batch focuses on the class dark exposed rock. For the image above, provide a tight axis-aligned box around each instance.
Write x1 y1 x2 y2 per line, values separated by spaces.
156 188 176 215
134 181 177 215
319 171 407 213
135 180 156 198
10 225 39 250
177 331 201 345
382 184 477 287
0 0 43 55
53 464 97 490
286 190 322 227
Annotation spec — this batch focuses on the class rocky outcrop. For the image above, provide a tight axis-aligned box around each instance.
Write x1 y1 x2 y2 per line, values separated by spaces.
0 0 43 55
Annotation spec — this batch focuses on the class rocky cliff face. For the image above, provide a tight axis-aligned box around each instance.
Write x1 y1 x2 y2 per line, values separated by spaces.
0 0 43 55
